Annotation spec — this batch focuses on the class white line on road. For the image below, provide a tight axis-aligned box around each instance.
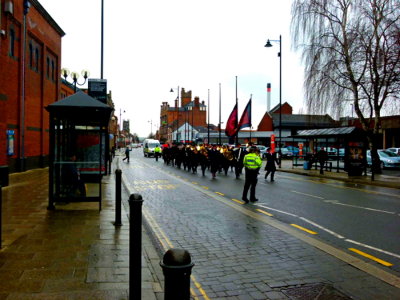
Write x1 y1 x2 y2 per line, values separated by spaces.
291 190 325 199
345 239 400 259
255 204 298 217
299 217 345 239
324 200 397 215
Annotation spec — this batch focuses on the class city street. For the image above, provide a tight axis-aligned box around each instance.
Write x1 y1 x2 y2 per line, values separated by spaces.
118 149 400 299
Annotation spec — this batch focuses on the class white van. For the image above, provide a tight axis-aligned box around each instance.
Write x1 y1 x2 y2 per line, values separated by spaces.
143 139 161 157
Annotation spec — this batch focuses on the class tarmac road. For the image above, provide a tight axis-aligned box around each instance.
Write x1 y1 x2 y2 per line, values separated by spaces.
118 149 400 299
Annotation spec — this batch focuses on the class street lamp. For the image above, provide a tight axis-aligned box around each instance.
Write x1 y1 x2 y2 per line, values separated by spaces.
170 87 179 142
265 35 282 164
61 68 90 92
148 120 153 137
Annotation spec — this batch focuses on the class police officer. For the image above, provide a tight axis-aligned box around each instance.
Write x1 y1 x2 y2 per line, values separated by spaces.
154 145 161 162
242 146 262 203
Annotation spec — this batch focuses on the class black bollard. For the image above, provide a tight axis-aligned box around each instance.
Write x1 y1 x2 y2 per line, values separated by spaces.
129 193 143 300
160 248 194 300
114 169 122 226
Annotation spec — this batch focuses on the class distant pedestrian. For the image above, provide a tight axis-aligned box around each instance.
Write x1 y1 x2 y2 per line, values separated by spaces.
242 146 262 203
316 148 328 174
123 147 131 163
264 147 279 182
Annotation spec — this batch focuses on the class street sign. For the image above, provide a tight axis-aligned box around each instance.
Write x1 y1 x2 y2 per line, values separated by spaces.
88 79 107 104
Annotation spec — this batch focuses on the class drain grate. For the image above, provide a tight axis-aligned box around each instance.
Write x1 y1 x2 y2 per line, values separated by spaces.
282 283 352 300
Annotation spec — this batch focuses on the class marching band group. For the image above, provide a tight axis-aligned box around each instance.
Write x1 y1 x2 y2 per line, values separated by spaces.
159 143 250 179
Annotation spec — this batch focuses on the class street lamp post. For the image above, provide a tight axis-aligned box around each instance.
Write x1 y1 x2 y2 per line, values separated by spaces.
265 35 282 165
148 120 153 137
61 68 90 92
170 87 179 143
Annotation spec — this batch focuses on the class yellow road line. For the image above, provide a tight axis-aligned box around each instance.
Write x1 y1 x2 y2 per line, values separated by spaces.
349 248 393 267
256 209 273 217
232 198 246 205
192 182 198 184
215 192 225 196
201 186 209 190
291 224 317 235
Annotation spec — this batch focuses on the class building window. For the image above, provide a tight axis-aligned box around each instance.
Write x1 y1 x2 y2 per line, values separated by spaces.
29 42 33 67
51 60 55 81
9 28 16 57
35 47 40 72
46 57 50 78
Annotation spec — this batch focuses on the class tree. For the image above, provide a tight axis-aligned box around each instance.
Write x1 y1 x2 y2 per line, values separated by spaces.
291 0 400 174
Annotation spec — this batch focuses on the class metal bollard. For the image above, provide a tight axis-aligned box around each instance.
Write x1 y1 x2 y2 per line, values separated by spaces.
160 248 194 300
114 169 122 226
129 193 143 300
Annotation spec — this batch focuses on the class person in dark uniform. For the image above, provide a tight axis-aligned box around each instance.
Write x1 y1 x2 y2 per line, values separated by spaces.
123 146 131 162
317 147 328 174
242 146 262 203
264 147 279 182
233 143 246 179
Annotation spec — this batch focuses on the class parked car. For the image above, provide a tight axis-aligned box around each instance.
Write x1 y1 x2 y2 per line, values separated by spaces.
366 149 400 168
276 147 293 158
386 148 400 156
255 145 268 158
286 146 299 156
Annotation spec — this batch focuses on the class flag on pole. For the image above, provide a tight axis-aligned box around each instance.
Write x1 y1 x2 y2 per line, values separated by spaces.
238 98 252 130
225 103 238 137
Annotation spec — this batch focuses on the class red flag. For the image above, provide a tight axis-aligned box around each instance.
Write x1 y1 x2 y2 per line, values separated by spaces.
225 104 238 137
238 98 252 130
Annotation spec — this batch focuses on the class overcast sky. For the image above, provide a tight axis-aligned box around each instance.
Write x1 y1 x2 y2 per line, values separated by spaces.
39 0 307 137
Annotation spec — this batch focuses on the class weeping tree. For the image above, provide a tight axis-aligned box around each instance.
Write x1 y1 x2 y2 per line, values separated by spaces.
291 0 400 174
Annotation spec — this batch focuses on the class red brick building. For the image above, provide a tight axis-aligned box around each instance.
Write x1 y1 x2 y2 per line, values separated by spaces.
0 0 65 185
159 88 207 142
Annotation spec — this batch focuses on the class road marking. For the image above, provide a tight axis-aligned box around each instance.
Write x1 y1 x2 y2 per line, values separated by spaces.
215 192 225 196
345 239 400 259
192 182 198 184
324 200 396 215
291 190 325 199
256 204 298 217
138 159 400 288
232 198 246 205
299 217 344 239
256 209 273 216
291 224 318 235
279 174 400 199
349 248 393 267
201 186 209 190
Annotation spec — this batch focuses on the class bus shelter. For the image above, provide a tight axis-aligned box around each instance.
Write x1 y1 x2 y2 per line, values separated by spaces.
290 126 367 176
46 92 112 210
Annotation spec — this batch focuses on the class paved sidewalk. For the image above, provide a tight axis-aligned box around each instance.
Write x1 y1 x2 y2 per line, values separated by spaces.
0 168 164 299
278 159 399 189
